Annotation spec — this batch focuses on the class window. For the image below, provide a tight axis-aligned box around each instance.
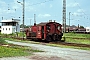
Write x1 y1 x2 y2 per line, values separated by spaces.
3 28 4 30
47 25 50 30
2 22 16 26
6 28 7 30
9 28 10 30
57 26 60 30
57 25 61 32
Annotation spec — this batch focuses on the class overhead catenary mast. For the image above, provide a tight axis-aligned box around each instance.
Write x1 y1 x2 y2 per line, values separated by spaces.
62 0 66 33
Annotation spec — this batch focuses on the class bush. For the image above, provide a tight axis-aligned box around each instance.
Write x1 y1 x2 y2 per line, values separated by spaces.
18 32 26 38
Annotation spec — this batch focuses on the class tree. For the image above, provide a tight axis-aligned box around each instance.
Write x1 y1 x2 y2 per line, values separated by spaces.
20 24 30 28
25 25 29 28
80 26 84 28
20 24 24 28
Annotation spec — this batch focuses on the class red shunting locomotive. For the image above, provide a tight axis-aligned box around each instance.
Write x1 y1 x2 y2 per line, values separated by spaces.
25 21 63 42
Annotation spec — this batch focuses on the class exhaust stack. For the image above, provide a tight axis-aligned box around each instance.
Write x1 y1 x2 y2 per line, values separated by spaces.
34 14 36 26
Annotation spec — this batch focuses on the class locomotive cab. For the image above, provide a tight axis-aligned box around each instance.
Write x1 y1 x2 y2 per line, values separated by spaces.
45 22 63 41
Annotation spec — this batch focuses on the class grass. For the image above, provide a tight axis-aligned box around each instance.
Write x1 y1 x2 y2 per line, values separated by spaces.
63 33 90 38
65 38 90 44
0 37 43 58
62 33 90 44
0 46 29 58
0 45 43 58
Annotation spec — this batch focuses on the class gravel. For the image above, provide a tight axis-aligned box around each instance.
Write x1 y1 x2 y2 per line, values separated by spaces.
0 40 90 60
0 56 31 60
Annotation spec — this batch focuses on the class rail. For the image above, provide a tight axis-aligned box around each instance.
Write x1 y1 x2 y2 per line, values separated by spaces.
50 42 90 48
13 37 90 48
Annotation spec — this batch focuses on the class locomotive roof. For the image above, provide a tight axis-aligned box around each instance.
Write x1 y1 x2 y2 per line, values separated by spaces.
37 22 61 26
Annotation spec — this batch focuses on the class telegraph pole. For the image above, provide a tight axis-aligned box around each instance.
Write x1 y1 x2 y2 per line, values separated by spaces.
62 0 66 33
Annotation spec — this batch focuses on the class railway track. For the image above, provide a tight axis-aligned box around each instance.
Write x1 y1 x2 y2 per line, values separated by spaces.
13 38 90 48
50 42 90 48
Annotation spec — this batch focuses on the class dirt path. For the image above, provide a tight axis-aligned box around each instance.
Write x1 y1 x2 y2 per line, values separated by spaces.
0 40 90 60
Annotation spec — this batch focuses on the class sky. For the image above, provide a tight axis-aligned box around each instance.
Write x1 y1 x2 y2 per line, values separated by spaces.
0 0 90 27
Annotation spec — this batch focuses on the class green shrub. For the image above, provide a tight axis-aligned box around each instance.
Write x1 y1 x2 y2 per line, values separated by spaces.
18 32 26 38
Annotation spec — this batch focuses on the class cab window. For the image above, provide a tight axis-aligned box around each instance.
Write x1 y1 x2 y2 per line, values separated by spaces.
57 26 60 30
47 25 50 30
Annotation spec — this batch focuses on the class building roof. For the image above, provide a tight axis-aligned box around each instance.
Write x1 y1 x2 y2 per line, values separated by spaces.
0 19 20 23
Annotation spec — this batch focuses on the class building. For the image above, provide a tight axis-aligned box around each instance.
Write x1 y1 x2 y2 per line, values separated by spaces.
66 25 86 33
1 19 20 34
86 27 90 32
66 25 78 32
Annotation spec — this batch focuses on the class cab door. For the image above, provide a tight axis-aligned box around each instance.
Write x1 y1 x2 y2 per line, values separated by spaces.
37 26 45 39
41 26 44 39
37 26 42 39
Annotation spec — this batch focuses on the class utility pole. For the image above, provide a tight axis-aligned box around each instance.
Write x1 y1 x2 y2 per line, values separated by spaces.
34 14 36 25
17 0 25 40
69 12 71 32
62 0 66 33
22 0 25 40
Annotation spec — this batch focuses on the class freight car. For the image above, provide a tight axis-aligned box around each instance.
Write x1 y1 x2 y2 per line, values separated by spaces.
25 21 63 42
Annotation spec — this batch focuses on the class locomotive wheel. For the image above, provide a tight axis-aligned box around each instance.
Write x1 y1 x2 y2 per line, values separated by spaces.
58 35 62 41
52 33 58 41
46 35 52 42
